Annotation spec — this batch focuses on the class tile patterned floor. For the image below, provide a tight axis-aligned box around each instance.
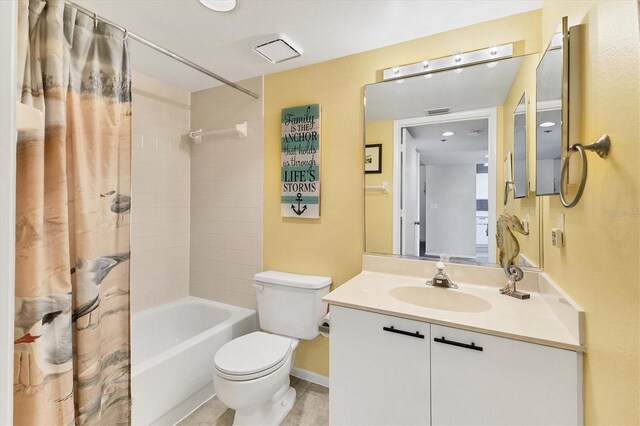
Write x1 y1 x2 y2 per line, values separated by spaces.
178 377 329 426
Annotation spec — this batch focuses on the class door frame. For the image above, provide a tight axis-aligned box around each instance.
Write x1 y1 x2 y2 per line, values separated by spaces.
392 108 497 262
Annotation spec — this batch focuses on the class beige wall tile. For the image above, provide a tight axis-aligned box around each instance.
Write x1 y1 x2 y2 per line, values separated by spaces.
189 77 263 309
131 76 191 313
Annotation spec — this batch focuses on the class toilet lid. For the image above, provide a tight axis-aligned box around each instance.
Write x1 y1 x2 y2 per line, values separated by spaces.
214 332 294 380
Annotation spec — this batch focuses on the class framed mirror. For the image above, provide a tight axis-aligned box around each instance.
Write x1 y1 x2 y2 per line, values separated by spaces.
364 53 542 268
535 29 564 195
513 93 527 199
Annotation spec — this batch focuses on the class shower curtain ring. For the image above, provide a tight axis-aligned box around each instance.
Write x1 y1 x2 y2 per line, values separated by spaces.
93 13 99 29
123 29 128 41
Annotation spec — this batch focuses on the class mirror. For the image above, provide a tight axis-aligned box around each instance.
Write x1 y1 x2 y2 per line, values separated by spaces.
513 93 527 199
535 32 563 195
364 54 542 268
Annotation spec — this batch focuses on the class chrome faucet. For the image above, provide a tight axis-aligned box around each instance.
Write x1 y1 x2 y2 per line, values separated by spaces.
427 261 458 289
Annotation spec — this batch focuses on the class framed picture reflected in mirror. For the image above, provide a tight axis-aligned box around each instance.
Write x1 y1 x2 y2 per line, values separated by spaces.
365 144 382 174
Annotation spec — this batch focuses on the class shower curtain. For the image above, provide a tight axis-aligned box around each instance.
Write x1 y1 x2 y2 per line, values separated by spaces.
14 0 131 424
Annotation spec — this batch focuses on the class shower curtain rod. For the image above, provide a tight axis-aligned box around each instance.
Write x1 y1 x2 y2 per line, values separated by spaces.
64 0 259 99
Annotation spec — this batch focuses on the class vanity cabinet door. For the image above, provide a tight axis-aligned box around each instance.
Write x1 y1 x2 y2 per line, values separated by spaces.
330 306 431 425
430 325 582 425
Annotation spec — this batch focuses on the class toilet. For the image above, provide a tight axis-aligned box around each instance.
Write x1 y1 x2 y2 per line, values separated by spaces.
213 270 331 425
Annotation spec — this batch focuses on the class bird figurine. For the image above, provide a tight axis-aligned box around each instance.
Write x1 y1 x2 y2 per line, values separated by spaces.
73 252 130 329
101 190 131 227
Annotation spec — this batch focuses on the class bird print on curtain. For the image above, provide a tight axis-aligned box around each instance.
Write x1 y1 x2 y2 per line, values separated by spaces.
14 0 132 424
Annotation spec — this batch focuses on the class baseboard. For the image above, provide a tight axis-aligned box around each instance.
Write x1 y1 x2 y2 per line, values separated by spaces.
290 367 330 388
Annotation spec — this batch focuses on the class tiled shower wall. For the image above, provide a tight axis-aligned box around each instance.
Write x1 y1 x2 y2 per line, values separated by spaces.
189 77 263 310
130 72 191 313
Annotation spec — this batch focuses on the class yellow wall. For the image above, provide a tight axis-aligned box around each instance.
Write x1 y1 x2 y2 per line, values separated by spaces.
263 10 542 377
364 120 393 254
500 54 542 266
265 4 640 421
540 1 639 424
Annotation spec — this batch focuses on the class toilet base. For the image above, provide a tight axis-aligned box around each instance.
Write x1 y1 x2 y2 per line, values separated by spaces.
233 385 296 426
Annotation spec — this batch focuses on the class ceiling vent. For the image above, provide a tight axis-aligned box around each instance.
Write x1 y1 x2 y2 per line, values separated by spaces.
425 107 451 116
252 34 302 64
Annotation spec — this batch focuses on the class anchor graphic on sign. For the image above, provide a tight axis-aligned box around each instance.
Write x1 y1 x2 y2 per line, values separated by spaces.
291 193 307 216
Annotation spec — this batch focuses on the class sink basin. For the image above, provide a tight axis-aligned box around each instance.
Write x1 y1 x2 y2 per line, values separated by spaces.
389 286 491 313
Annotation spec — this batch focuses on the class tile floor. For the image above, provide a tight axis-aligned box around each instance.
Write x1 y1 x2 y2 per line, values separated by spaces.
178 377 329 426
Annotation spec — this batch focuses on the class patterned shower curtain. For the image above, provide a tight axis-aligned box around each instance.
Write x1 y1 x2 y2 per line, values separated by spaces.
14 0 132 424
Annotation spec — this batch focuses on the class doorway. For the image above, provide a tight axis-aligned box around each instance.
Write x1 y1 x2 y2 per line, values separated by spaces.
393 109 497 264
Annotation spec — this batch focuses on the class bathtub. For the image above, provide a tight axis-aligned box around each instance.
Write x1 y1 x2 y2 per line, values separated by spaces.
131 296 257 425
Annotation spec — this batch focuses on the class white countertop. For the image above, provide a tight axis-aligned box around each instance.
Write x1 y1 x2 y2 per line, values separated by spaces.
324 270 585 352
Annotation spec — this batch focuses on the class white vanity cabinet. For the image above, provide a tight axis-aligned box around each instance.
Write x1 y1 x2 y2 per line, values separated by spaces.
430 324 582 425
330 306 582 425
329 305 431 425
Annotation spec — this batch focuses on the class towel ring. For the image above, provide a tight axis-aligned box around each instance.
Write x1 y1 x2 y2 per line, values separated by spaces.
559 134 611 208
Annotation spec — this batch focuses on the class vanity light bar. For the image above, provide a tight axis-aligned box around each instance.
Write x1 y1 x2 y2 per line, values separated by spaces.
382 43 514 81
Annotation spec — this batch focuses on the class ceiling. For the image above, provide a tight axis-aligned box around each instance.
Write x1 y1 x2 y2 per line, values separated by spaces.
408 119 488 166
364 56 525 122
74 0 542 92
536 108 563 160
410 118 488 151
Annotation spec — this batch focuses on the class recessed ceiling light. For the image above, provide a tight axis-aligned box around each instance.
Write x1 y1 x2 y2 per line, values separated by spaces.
199 0 236 12
441 131 455 137
539 121 556 128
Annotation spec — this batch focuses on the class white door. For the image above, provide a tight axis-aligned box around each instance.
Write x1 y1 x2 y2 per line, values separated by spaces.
402 130 420 257
413 154 421 256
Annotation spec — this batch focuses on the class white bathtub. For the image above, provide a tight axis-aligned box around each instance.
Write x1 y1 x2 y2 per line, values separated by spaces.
131 297 257 425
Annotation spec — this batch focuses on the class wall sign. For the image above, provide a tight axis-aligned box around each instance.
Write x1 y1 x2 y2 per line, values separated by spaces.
281 104 321 218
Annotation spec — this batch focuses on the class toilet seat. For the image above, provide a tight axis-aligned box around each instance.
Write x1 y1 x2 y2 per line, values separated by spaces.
214 332 295 381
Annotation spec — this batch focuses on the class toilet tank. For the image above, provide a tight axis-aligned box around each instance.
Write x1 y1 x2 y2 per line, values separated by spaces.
254 270 331 340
